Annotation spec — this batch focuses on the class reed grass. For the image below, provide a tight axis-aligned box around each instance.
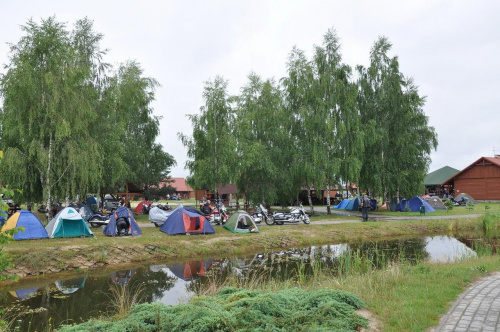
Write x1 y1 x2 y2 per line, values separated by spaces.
483 213 500 231
105 282 145 318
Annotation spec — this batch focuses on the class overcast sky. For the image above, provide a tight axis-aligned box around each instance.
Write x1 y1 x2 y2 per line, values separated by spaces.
1 1 499 178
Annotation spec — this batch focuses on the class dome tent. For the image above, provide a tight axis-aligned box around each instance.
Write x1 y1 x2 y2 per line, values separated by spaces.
396 197 435 213
223 211 259 233
333 199 351 209
160 206 215 235
345 198 360 211
2 210 48 240
104 207 142 236
134 200 151 213
424 196 447 210
45 207 93 238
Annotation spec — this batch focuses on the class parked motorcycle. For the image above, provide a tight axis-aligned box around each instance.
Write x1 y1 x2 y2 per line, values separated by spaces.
250 204 274 226
84 208 111 228
272 204 310 225
202 199 228 225
37 201 62 217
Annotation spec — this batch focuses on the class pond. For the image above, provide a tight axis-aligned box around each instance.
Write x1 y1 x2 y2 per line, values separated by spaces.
0 233 495 331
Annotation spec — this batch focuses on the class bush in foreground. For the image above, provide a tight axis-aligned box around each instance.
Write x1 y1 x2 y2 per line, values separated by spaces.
59 287 367 331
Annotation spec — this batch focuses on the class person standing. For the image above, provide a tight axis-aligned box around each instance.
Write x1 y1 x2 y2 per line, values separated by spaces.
361 194 370 221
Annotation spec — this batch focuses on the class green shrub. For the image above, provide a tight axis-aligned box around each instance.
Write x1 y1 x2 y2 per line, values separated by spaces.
59 287 367 331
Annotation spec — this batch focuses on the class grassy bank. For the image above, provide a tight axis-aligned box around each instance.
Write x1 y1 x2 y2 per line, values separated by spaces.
1 215 484 280
49 244 500 331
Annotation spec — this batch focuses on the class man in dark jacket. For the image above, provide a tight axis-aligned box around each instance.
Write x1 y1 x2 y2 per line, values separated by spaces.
361 194 370 221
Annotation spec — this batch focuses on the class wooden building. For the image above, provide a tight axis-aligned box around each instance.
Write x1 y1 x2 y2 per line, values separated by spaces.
441 156 500 200
424 166 459 197
165 178 195 199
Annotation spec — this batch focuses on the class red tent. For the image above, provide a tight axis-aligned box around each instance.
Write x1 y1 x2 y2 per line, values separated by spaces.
134 200 151 213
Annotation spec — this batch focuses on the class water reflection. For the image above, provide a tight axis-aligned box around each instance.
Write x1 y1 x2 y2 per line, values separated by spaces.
0 234 495 331
110 269 136 286
55 276 87 294
425 236 476 262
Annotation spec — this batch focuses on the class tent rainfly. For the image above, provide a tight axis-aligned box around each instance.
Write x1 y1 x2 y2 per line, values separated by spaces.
45 207 94 238
223 211 259 233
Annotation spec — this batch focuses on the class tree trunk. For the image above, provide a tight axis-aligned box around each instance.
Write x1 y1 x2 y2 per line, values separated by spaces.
326 182 331 215
45 133 53 219
307 187 314 215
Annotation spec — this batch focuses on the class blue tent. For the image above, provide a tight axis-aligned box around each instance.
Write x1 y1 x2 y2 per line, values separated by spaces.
104 207 142 236
86 196 99 212
2 210 49 240
10 287 39 300
397 197 435 212
345 198 360 211
160 207 215 235
74 204 94 221
333 199 351 209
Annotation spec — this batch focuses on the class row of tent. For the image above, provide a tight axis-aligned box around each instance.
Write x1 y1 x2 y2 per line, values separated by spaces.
333 196 455 212
1 204 260 240
156 204 258 235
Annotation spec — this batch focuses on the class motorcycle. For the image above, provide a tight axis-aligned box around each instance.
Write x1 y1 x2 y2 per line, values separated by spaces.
37 201 62 217
250 204 274 226
202 200 228 225
84 208 111 228
272 204 310 225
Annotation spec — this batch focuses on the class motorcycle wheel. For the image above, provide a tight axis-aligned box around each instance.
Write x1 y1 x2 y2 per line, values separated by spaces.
89 217 101 228
154 223 161 227
264 215 275 226
302 215 311 224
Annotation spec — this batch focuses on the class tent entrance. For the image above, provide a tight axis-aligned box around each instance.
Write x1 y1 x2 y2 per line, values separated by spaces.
54 219 92 238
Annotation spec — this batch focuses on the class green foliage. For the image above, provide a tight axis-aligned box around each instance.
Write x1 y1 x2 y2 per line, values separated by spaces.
483 213 500 231
0 17 175 205
0 17 106 203
234 74 284 205
0 190 19 282
105 62 176 190
59 287 367 331
179 76 237 194
444 199 454 212
357 37 437 200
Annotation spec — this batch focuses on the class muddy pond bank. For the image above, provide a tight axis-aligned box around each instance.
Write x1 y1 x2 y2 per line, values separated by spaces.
2 216 483 280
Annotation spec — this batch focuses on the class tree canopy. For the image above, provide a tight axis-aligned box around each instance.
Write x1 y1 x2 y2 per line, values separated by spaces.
0 17 175 208
179 76 237 195
181 29 437 209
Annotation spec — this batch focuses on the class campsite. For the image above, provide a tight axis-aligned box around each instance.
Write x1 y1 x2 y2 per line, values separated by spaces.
0 5 499 331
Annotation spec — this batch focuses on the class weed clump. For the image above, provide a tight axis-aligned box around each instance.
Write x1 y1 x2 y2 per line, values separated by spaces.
58 287 367 331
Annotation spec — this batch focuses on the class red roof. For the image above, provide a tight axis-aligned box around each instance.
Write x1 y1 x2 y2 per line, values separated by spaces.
442 156 500 185
159 178 193 192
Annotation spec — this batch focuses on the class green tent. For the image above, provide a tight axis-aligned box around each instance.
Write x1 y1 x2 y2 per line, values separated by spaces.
223 211 259 233
45 207 94 238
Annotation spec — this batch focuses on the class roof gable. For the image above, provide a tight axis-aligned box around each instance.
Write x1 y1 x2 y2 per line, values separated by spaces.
424 166 460 186
442 157 500 185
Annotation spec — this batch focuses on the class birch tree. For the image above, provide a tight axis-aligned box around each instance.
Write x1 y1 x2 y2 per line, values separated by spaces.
179 76 237 196
0 17 105 214
357 37 437 202
311 29 363 214
234 73 283 205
